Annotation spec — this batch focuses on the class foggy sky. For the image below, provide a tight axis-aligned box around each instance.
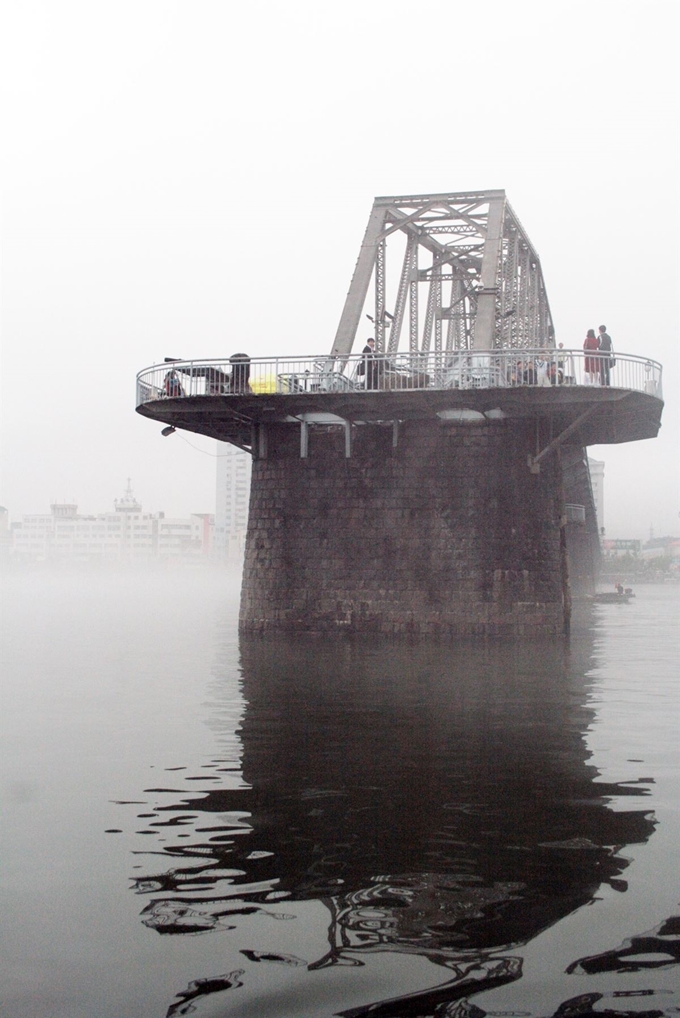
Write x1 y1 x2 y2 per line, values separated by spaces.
1 0 678 539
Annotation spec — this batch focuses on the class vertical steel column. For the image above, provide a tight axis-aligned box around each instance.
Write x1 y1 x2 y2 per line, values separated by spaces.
509 233 519 348
445 278 463 352
518 246 530 347
434 265 442 355
375 239 386 352
537 277 551 345
499 236 513 349
421 272 437 353
387 237 414 354
409 250 419 353
528 264 539 346
472 198 505 351
463 291 474 350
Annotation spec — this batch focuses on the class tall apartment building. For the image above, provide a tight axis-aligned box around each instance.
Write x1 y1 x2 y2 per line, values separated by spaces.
215 442 252 561
587 457 605 535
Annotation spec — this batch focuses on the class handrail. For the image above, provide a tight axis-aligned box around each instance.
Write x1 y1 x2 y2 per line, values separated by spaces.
136 349 663 405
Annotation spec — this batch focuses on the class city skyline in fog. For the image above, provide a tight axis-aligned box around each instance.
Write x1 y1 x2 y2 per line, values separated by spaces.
2 0 678 540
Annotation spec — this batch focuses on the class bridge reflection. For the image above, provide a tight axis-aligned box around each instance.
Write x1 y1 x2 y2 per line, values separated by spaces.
126 619 657 1012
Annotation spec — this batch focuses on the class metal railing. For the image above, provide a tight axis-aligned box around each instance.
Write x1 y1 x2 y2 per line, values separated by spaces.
136 350 663 405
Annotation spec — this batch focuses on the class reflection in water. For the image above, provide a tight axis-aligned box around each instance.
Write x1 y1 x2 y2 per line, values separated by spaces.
124 625 660 1014
166 971 245 1017
566 914 680 974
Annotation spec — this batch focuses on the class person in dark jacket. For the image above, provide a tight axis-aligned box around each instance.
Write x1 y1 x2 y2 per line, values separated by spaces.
598 325 613 386
227 353 251 393
358 337 383 390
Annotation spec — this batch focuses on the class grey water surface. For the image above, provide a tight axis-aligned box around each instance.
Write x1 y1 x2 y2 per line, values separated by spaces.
1 571 678 1017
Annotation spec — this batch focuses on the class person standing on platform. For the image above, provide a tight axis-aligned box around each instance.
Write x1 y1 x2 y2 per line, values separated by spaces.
535 351 552 386
359 337 382 390
598 325 613 386
583 329 600 384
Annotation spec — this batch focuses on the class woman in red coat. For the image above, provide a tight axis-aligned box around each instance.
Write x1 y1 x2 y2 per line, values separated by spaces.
583 328 600 384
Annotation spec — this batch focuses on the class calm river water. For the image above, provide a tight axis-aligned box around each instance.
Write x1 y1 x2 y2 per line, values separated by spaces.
1 571 678 1017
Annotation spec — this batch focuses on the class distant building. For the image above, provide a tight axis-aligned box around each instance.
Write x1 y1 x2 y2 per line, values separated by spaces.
601 536 680 562
587 457 605 534
9 481 213 564
215 443 252 561
640 536 680 562
602 538 642 558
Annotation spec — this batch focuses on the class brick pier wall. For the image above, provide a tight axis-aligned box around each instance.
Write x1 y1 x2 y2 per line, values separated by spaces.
240 419 567 636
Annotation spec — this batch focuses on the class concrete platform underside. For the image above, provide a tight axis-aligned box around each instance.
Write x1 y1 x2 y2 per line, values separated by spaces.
239 418 568 637
136 385 663 450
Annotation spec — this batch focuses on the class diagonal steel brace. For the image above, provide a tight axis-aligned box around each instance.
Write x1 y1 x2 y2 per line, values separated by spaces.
527 406 599 473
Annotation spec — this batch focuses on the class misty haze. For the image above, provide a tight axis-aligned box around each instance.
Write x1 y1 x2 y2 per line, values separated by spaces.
1 1 679 1016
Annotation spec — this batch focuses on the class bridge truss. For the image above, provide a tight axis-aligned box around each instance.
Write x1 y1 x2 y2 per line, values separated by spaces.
330 190 554 357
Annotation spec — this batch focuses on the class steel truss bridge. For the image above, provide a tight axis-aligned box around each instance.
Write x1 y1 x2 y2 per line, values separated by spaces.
136 191 664 460
331 190 553 357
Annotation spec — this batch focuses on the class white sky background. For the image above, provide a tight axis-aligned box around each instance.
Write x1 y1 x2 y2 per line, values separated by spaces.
1 0 678 539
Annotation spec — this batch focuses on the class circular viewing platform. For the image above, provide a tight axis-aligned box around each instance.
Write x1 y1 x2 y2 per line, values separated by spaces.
136 349 663 450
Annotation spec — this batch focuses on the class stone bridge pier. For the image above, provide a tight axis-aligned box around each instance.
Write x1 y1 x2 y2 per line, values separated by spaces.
240 418 568 637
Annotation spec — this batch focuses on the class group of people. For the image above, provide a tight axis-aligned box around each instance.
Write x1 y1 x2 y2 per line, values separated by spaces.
583 325 614 385
509 351 565 386
162 353 252 397
509 328 615 388
360 333 617 391
160 332 615 398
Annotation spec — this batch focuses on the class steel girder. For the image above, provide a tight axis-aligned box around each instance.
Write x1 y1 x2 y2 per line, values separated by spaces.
330 190 554 356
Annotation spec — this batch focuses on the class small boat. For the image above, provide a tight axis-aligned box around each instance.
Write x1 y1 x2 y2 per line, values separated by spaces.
591 591 634 604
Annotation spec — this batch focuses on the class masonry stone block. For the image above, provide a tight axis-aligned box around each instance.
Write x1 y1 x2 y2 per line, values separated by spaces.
240 418 568 636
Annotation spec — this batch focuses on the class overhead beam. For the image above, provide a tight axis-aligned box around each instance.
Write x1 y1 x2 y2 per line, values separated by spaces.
387 207 476 276
373 189 506 206
380 199 439 239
